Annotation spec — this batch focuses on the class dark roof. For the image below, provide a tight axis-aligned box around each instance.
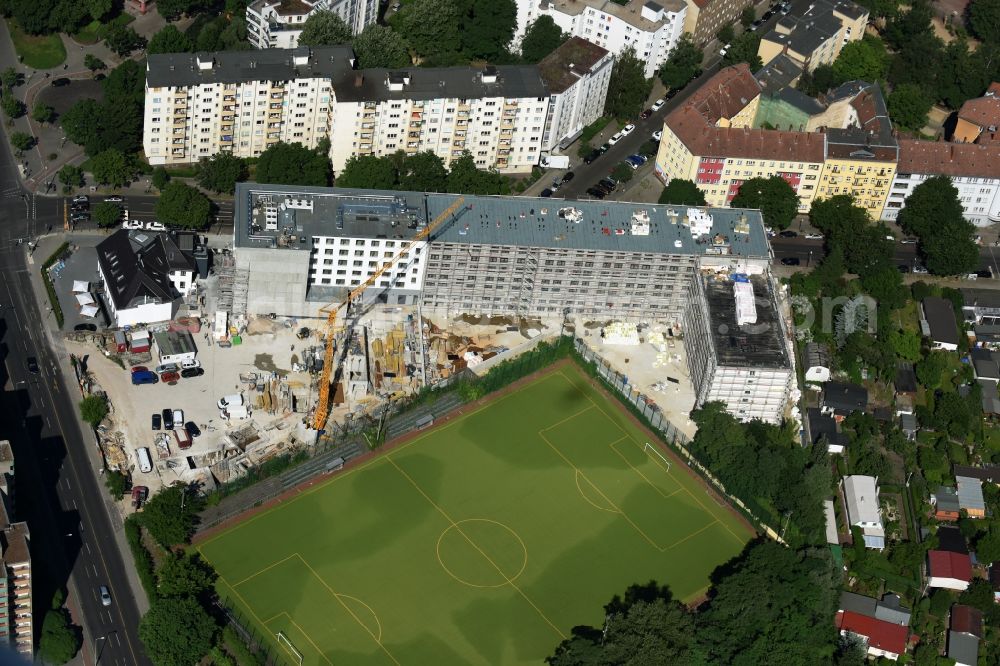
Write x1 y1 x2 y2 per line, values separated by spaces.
839 591 877 617
952 464 1000 484
895 363 917 393
147 46 356 88
96 230 177 310
754 54 803 93
923 297 960 346
950 605 983 638
807 407 848 447
929 550 972 582
536 37 609 95
823 381 867 413
701 274 790 369
761 11 842 58
875 593 911 626
948 631 980 665
961 288 1000 310
937 526 969 554
330 64 548 104
990 563 1000 591
823 82 898 161
805 342 830 368
935 486 961 513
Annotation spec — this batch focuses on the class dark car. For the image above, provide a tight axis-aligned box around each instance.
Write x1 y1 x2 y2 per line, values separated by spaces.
586 187 607 199
540 188 553 197
74 323 97 332
595 182 615 195
160 371 180 383
184 421 201 438
898 264 910 273
162 409 174 430
976 269 993 279
51 78 71 87
779 230 798 238
640 109 652 119
560 171 574 183
152 413 161 430
130 371 157 385
180 367 204 378
583 150 602 164
599 178 617 191
26 357 39 373
780 257 801 266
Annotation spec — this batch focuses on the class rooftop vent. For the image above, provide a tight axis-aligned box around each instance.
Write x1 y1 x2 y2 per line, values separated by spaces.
196 54 214 71
481 65 498 84
387 71 410 91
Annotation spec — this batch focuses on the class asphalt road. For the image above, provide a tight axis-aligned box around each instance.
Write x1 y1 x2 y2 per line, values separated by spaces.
0 136 149 662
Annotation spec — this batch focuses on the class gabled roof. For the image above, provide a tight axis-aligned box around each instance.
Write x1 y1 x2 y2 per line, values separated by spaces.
897 140 1000 180
843 475 881 525
837 610 908 656
823 381 867 413
929 550 972 582
839 591 877 617
957 85 1000 134
96 230 176 311
937 526 969 554
953 464 1000 484
934 486 961 514
874 594 911 626
950 605 983 638
956 476 986 512
923 297 960 346
895 363 917 393
948 631 980 665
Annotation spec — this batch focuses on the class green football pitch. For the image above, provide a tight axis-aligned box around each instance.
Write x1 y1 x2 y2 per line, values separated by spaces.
198 364 752 665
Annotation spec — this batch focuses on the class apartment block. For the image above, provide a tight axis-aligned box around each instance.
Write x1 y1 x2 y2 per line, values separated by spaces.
0 442 31 658
232 184 773 324
536 37 613 151
758 0 868 73
683 0 754 46
246 0 378 49
684 273 792 423
515 0 687 79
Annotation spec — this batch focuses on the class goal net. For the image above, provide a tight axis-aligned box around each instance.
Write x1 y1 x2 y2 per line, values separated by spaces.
276 631 304 666
643 442 671 472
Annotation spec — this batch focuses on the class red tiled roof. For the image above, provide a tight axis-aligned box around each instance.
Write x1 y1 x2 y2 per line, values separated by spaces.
681 64 762 126
929 550 972 582
837 610 909 655
897 140 1000 179
950 605 983 638
957 84 1000 133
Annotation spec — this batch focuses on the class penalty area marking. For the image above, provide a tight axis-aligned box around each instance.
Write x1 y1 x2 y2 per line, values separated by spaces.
644 442 671 472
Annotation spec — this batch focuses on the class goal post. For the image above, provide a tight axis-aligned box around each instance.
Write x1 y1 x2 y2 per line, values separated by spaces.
276 631 304 666
643 442 671 472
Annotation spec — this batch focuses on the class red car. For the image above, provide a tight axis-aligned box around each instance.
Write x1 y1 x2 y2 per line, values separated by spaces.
160 371 180 383
131 486 148 509
640 109 653 119
130 366 148 373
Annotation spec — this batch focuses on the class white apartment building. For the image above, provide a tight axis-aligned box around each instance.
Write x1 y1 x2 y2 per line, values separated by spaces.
144 48 351 166
537 37 613 151
326 65 550 173
246 0 377 49
880 140 1000 227
515 0 687 79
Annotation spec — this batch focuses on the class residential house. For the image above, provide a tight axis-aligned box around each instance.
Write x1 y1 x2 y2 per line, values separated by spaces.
956 475 986 518
757 0 869 73
932 486 961 522
937 525 969 554
536 38 614 152
927 550 973 590
839 591 911 626
895 363 917 396
948 604 983 666
951 82 1000 145
953 464 1000 485
822 381 868 417
921 297 960 351
836 610 909 661
805 342 831 382
842 475 885 550
808 407 848 453
961 288 1000 324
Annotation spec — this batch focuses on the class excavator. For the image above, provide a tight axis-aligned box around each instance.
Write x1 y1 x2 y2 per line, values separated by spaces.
311 196 468 430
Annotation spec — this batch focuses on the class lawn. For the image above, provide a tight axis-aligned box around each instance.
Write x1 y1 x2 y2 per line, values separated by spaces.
73 14 134 45
7 20 65 69
198 364 752 665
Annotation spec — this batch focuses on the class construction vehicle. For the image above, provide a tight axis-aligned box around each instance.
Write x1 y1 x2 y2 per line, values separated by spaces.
312 196 468 430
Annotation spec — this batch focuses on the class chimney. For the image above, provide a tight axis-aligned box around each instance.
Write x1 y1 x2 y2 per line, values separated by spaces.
354 73 364 87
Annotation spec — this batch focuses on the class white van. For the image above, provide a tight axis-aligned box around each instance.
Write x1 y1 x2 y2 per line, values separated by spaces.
136 447 152 474
217 393 244 410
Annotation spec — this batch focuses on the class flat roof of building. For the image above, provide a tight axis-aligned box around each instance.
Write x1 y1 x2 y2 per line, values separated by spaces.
537 37 610 95
539 0 686 27
329 65 549 104
700 273 790 369
233 183 773 258
153 330 197 357
147 46 356 88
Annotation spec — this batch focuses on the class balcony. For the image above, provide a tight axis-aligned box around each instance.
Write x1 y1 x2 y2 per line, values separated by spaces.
267 122 281 129
407 141 419 148
172 128 185 135
171 149 186 155
361 122 375 129
270 92 284 100
269 103 282 110
172 117 187 125
221 124 232 132
267 132 281 139
222 105 234 112
221 115 233 122
360 132 373 140
268 112 281 120
172 138 185 145
223 95 235 102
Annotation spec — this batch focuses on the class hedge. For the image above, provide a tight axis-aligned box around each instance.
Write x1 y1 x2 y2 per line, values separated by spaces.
123 516 158 602
41 241 69 328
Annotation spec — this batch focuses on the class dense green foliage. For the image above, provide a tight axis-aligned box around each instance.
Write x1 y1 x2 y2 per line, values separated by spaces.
78 394 108 427
148 24 194 54
897 176 978 275
255 141 333 187
92 201 122 228
57 164 84 190
336 150 512 195
353 24 411 69
297 9 352 47
196 153 248 194
104 469 128 500
155 181 212 229
729 176 798 230
9 130 33 151
604 47 653 120
38 608 81 664
658 35 702 91
139 596 217 666
521 16 565 63
887 83 932 132
91 149 137 188
62 60 144 159
969 0 1000 44
721 32 762 70
123 516 158 600
658 179 706 205
156 553 217 600
139 483 204 548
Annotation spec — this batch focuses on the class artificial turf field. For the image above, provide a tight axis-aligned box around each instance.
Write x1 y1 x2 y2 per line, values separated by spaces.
198 364 752 665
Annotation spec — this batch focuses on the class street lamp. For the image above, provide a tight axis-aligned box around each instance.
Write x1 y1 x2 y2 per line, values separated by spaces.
94 634 107 664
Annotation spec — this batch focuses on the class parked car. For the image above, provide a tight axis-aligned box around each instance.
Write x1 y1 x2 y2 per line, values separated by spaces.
99 586 111 607
154 363 178 374
719 44 731 57
621 124 636 136
598 178 617 191
901 237 918 244
976 269 993 279
162 409 174 429
26 357 39 373
560 171 575 183
74 323 97 332
71 213 90 222
586 187 607 199
651 98 665 111
104 196 123 203
779 230 798 238
131 486 148 509
130 371 158 385
152 413 161 430
780 257 801 266
180 358 201 369
144 221 166 232
540 188 553 197
627 154 648 165
898 264 910 273
594 182 615 194
913 265 929 274
652 130 662 141
72 195 89 204
624 159 641 170
130 366 148 374
174 427 192 450
804 233 823 240
608 132 624 146
583 150 602 164
51 78 70 87
180 367 204 378
640 109 653 119
160 371 180 383
185 421 202 438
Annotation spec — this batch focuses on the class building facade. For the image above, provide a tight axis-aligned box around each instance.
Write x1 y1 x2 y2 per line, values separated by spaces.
683 0 753 45
537 37 613 152
0 442 31 658
246 0 378 49
758 0 868 73
515 0 687 79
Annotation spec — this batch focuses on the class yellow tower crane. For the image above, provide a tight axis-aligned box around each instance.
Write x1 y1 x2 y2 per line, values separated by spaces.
312 196 468 430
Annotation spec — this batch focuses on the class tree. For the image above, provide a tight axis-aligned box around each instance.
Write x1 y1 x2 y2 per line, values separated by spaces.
104 25 146 56
446 152 510 194
92 201 122 228
78 394 108 427
740 6 756 26
90 149 135 188
916 350 950 389
611 162 634 184
155 0 205 20
87 0 112 21
659 35 702 91
730 176 798 230
521 15 564 63
57 164 84 190
156 553 217 599
38 609 81 664
604 47 653 120
9 131 34 151
897 176 978 276
832 36 889 83
139 483 203 547
721 32 762 70
353 24 410 69
460 0 517 61
60 99 102 153
798 64 842 97
256 141 333 186
32 102 55 124
398 151 448 192
155 181 212 230
395 0 462 62
139 596 217 666
717 25 736 45
196 153 247 193
152 166 170 191
2 91 25 119
105 470 128 500
84 53 106 72
887 83 931 132
336 155 398 189
297 9 351 46
148 24 195 54
969 0 1000 44
0 67 21 88
658 179 706 205
861 263 906 310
